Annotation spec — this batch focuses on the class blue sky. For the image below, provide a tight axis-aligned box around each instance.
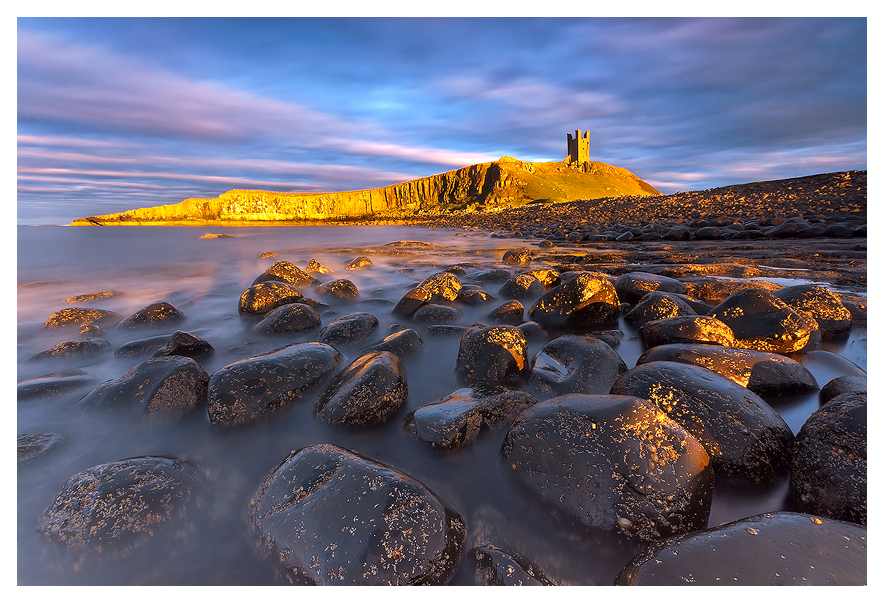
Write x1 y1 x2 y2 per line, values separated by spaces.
16 16 868 225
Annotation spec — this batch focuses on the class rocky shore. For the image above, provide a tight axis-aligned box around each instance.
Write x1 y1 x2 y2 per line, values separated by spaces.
19 169 866 585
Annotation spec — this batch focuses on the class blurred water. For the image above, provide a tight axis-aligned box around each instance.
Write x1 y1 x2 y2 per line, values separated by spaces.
16 225 867 585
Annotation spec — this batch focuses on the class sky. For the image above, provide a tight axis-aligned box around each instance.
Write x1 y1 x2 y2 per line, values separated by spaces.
16 15 868 225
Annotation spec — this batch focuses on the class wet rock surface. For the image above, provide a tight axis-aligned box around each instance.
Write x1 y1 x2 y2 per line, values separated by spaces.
252 302 322 334
470 543 556 585
248 443 465 585
404 385 537 449
116 301 187 330
773 284 852 337
640 315 735 347
528 272 620 329
43 307 122 329
207 342 342 427
26 337 111 362
611 361 794 483
526 334 627 399
18 432 63 463
501 394 713 541
789 392 866 525
76 355 209 416
40 456 199 556
615 271 688 305
455 322 529 387
624 291 697 328
615 511 866 585
315 351 408 426
709 289 817 353
316 311 379 345
151 330 215 359
238 281 304 316
314 278 360 299
251 260 316 286
819 374 866 405
17 369 98 400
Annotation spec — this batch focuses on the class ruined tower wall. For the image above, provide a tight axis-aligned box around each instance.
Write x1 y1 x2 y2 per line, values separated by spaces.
567 129 590 164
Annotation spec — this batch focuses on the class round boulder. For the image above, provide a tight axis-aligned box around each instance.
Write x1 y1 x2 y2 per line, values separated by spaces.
497 274 546 300
502 247 533 266
207 342 342 427
404 385 537 449
17 370 97 401
413 304 462 324
41 456 198 555
253 302 322 334
611 361 794 484
790 392 866 525
248 443 465 585
26 337 111 362
470 543 555 586
773 284 852 337
315 351 408 426
454 323 529 387
392 286 432 318
709 288 817 353
151 330 215 359
485 300 524 325
624 291 697 328
43 307 122 329
819 374 866 406
526 335 627 400
314 278 359 300
361 328 425 358
640 316 735 348
417 272 462 303
238 281 304 316
317 311 379 346
116 301 186 330
18 432 63 463
76 355 209 417
501 394 713 541
615 272 688 305
252 260 316 286
528 272 620 330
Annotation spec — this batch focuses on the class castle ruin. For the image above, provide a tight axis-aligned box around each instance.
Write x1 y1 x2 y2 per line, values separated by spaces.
567 129 590 164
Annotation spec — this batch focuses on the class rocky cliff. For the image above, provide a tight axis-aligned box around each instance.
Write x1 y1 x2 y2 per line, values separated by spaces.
70 158 661 226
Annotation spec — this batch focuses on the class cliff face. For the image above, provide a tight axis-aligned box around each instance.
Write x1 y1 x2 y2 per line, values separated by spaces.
70 158 661 225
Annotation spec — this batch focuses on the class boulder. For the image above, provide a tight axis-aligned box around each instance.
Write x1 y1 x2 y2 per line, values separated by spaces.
502 247 533 266
251 260 316 286
306 258 333 274
17 369 97 400
26 337 111 362
116 301 186 330
238 281 304 316
709 288 817 353
207 343 342 427
18 432 63 463
248 443 465 585
413 304 462 324
314 278 360 300
615 272 688 305
115 334 174 358
457 288 495 305
615 512 866 585
497 274 546 300
640 316 735 348
470 543 556 585
361 328 425 358
417 272 462 303
315 351 408 426
819 375 866 406
454 323 529 387
41 456 198 555
317 311 379 345
466 268 512 284
790 392 866 525
253 302 322 334
773 284 852 337
344 256 373 270
404 385 537 449
151 330 215 359
612 361 794 483
501 394 713 541
43 307 122 329
526 335 627 400
392 286 432 318
636 343 819 396
76 355 209 417
485 300 524 325
528 272 620 330
624 291 697 328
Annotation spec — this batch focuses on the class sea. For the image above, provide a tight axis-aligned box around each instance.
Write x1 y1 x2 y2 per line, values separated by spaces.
16 225 868 585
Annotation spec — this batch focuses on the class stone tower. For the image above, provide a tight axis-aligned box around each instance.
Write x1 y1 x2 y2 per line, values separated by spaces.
567 130 590 164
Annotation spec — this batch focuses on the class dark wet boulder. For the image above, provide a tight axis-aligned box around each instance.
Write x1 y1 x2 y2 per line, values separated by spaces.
694 226 721 240
790 392 866 525
41 456 198 556
517 321 547 341
501 394 713 541
76 355 209 417
43 307 122 329
528 272 620 330
404 385 537 449
470 543 556 585
640 316 735 348
26 337 111 362
455 323 529 387
485 299 524 325
361 328 425 358
773 284 852 337
417 272 462 302
457 287 495 306
671 293 713 315
709 288 817 353
78 323 104 337
682 277 781 305
253 303 321 334
615 511 866 585
115 334 174 358
314 278 359 300
624 291 697 328
467 268 512 284
151 330 215 359
17 370 97 400
611 361 794 484
238 281 304 316
413 304 462 324
18 432 63 463
636 343 819 396
251 260 316 286
497 274 546 300
426 324 467 338
392 286 432 318
662 225 690 241
116 301 186 330
344 256 373 270
248 443 465 585
207 342 342 427
502 247 533 266
315 351 408 426
819 374 866 406
615 272 688 305
316 311 379 346
526 335 627 400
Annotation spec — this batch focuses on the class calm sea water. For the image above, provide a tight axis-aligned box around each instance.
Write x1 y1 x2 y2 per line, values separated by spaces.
16 225 867 585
